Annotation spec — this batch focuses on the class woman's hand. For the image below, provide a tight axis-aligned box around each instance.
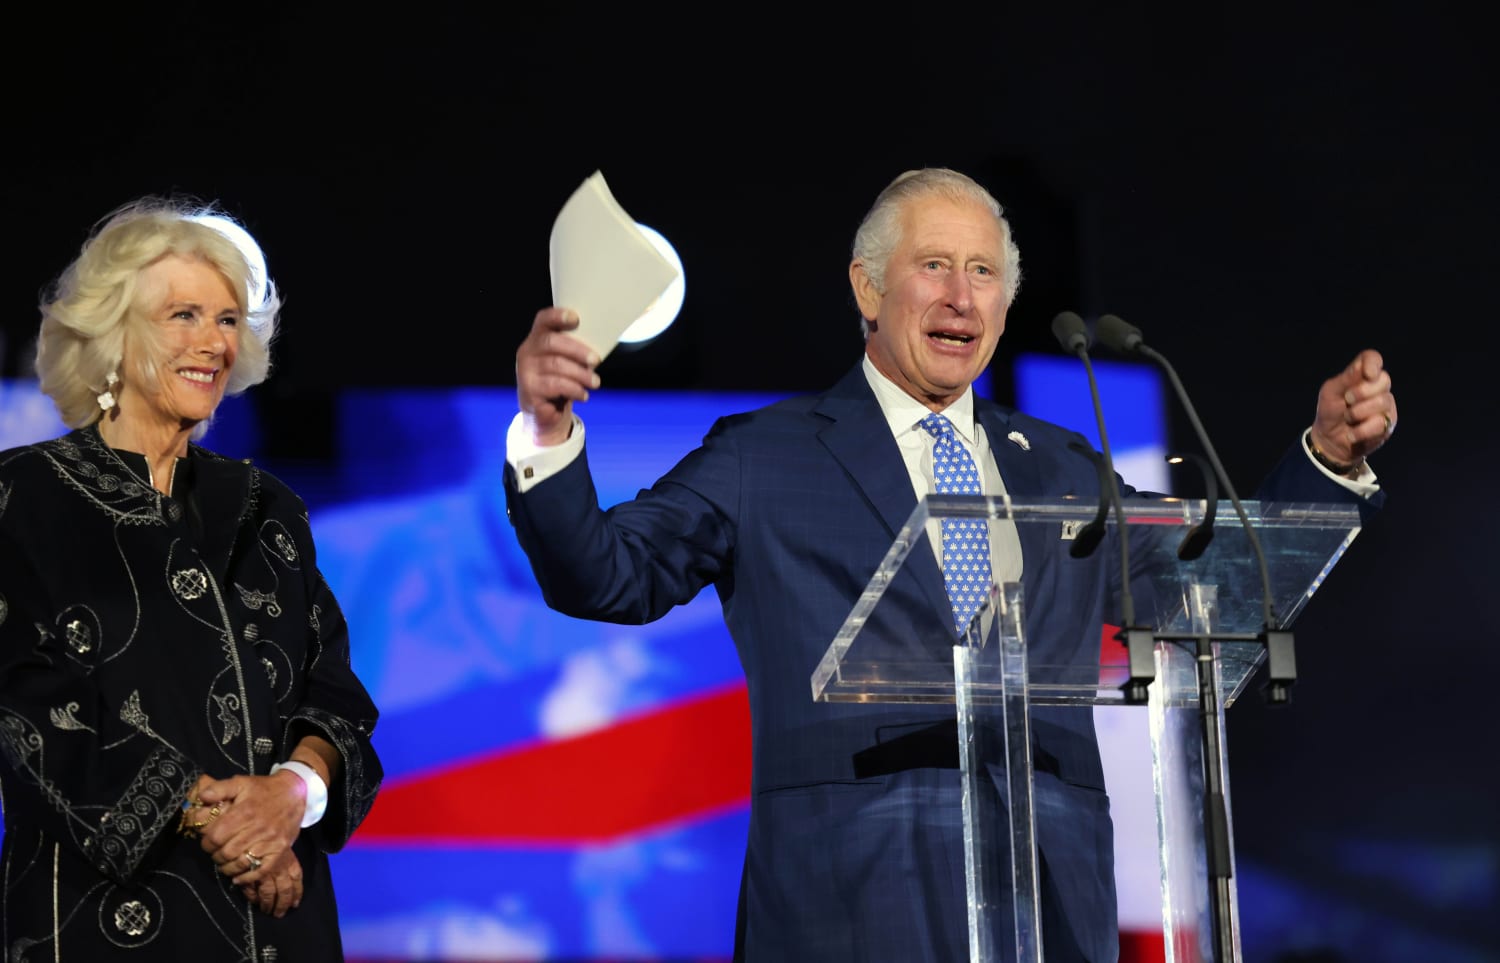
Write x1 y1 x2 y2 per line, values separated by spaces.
241 848 305 916
194 770 307 886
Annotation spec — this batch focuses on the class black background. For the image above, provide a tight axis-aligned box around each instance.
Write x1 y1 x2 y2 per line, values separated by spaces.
4 5 1495 959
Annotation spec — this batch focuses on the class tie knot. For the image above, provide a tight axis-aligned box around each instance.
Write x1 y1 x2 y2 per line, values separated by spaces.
920 412 955 441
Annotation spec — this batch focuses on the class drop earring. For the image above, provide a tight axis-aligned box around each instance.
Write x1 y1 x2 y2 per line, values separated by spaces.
97 372 119 411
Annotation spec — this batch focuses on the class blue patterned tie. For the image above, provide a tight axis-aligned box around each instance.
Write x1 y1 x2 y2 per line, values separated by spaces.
920 412 992 632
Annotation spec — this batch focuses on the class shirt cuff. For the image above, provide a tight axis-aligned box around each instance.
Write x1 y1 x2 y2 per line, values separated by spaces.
1301 429 1380 498
271 760 328 829
506 412 585 493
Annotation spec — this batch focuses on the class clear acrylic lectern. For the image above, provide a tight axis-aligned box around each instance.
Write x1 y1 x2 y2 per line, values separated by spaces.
810 495 1362 962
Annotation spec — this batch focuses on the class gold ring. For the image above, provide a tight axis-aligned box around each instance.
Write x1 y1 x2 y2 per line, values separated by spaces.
244 850 263 872
1382 413 1394 434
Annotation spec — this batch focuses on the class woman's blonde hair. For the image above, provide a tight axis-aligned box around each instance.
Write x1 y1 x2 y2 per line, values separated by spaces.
35 196 281 436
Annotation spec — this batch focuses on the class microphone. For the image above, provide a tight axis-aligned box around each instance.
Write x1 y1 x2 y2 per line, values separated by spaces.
1049 312 1111 560
1094 314 1282 663
1050 309 1090 355
1049 313 1120 559
1050 311 1154 702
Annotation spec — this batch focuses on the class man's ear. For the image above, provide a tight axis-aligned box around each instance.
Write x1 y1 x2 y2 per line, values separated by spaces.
850 260 881 323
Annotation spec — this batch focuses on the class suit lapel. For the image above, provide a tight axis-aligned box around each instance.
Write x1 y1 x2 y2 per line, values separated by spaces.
978 404 1070 596
812 365 950 633
813 367 919 538
979 405 1043 497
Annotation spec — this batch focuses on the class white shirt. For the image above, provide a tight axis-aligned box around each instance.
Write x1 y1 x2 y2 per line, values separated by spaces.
860 356 1023 586
506 412 586 494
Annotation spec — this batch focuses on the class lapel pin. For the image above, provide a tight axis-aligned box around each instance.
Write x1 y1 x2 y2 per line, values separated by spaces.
1007 430 1031 451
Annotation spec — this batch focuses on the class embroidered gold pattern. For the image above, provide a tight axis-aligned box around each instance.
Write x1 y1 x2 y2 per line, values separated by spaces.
114 899 151 936
64 618 93 653
171 568 208 600
49 701 93 732
212 692 243 745
235 584 281 617
120 691 161 740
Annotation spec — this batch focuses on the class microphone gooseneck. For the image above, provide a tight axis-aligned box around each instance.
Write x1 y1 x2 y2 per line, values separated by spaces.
1049 311 1137 629
1096 314 1276 630
1166 452 1218 561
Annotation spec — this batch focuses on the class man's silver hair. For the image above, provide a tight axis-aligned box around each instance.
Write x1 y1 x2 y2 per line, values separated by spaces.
851 168 1022 335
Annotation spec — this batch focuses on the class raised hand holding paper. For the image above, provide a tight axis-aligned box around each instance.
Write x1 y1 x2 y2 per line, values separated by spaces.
548 170 681 360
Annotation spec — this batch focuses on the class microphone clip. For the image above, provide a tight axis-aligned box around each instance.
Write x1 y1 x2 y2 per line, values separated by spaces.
1118 626 1156 705
1261 629 1297 704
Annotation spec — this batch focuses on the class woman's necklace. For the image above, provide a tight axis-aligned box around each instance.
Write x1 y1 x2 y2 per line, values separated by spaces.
148 459 178 497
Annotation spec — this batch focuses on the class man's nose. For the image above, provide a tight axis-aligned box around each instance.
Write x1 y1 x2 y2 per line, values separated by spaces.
946 270 974 312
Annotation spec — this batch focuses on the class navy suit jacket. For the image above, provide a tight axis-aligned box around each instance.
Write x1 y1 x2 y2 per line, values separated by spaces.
505 362 1378 962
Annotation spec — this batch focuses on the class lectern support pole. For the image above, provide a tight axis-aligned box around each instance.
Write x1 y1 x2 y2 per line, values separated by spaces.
1194 638 1237 963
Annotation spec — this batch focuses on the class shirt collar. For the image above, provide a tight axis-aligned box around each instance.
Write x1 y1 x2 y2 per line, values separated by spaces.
861 355 979 446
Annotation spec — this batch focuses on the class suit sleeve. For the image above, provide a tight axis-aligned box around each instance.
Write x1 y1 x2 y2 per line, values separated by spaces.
1255 438 1386 520
504 419 740 626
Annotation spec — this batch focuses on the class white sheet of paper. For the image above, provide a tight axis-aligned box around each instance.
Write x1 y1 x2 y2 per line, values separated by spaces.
548 170 680 360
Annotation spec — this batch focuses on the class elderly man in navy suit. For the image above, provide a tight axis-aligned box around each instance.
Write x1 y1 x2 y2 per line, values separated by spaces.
504 168 1396 961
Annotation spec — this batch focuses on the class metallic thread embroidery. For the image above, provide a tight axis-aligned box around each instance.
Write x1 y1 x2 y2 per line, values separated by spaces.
235 584 282 617
212 693 243 745
171 568 208 600
65 618 93 653
274 532 298 562
39 432 165 525
49 701 94 732
119 691 161 740
0 714 42 768
114 899 151 936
